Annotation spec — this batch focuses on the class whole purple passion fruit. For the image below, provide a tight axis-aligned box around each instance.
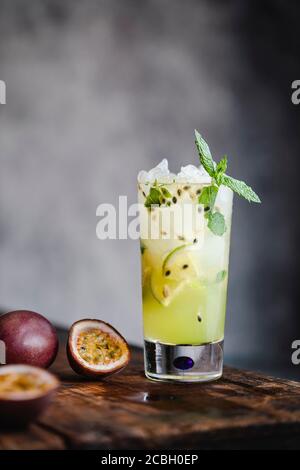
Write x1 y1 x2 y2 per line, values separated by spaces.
67 319 130 378
0 310 58 368
0 364 59 427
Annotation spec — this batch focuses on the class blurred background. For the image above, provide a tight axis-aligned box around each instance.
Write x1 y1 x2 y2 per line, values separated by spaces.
0 0 299 379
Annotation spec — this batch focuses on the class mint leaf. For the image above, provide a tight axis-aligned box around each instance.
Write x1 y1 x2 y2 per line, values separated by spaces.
194 130 215 177
216 270 227 282
207 212 226 236
144 184 173 208
144 187 161 208
221 174 261 203
198 185 218 208
215 155 227 185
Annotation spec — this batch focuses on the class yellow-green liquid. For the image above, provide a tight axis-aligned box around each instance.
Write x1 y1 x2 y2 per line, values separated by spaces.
143 278 227 345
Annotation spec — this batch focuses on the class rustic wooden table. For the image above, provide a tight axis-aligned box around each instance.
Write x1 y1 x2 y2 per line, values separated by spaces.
1 340 300 450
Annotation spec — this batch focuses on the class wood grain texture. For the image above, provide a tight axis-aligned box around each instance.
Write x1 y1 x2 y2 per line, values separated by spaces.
1 341 300 450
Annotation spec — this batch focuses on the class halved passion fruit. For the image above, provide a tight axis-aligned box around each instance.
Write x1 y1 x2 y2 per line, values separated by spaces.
0 364 59 427
67 320 130 378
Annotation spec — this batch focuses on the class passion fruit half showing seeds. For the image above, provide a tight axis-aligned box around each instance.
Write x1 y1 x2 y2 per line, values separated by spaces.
0 364 59 427
67 320 130 378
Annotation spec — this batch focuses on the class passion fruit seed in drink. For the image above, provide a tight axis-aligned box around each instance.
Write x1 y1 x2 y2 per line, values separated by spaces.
77 328 123 366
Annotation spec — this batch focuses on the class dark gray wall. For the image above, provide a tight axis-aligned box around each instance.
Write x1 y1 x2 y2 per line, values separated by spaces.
0 0 299 378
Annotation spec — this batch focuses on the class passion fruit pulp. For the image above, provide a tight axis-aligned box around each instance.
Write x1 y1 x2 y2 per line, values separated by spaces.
0 310 58 368
67 319 130 378
0 364 59 427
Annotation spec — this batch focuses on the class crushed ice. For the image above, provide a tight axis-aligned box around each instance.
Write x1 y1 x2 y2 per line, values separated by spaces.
138 159 211 184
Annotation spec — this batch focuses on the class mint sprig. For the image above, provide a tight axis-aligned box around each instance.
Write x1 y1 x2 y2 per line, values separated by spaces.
195 129 261 236
195 130 261 203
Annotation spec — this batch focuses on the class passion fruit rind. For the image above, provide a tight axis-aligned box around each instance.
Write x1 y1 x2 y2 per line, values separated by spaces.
67 319 130 378
0 310 59 369
0 364 59 427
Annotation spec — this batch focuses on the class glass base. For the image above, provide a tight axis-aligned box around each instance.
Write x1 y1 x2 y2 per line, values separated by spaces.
144 339 224 383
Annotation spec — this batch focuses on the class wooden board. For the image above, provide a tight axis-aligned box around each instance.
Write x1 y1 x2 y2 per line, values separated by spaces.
1 340 300 450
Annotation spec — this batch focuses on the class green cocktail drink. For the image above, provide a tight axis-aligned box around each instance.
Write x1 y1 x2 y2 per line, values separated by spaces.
139 182 232 346
138 130 260 382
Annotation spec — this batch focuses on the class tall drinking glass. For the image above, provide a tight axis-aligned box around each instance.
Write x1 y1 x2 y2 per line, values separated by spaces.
138 180 233 382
